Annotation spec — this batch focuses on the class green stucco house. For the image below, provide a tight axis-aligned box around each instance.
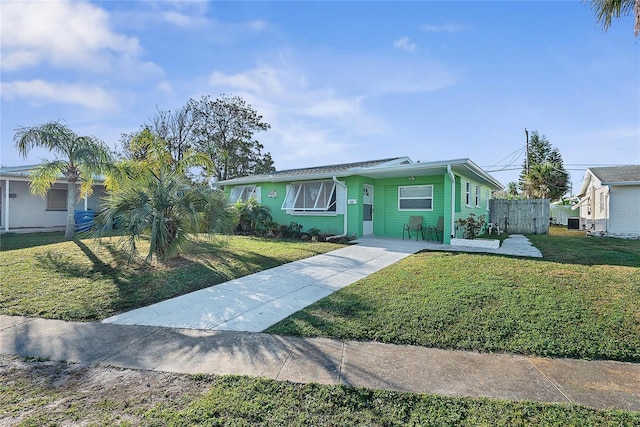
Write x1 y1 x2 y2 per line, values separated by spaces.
216 157 503 244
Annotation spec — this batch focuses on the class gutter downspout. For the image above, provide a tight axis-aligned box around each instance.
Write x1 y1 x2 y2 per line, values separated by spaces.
4 179 9 232
326 176 348 241
447 165 455 242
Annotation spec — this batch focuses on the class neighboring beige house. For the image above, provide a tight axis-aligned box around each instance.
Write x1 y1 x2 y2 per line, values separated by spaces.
574 165 640 238
0 165 106 232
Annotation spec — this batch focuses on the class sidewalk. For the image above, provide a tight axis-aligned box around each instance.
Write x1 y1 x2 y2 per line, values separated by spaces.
2 315 639 412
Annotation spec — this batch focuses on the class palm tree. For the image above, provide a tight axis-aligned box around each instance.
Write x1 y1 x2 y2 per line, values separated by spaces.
99 129 230 261
522 162 568 200
234 197 272 234
589 0 640 36
14 121 113 240
97 168 232 261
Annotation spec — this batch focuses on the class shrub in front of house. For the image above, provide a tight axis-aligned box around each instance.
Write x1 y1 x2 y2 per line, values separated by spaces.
456 213 486 239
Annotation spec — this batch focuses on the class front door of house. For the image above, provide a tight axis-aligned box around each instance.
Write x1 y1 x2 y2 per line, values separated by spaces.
363 184 373 235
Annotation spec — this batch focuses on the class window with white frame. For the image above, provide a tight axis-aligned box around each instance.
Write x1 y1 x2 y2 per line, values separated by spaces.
465 182 471 206
475 185 481 207
229 185 258 203
485 190 490 210
398 185 433 210
47 189 67 211
282 180 337 213
599 192 604 213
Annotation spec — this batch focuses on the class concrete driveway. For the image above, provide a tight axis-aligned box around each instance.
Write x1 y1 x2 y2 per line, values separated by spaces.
102 238 426 332
103 236 541 332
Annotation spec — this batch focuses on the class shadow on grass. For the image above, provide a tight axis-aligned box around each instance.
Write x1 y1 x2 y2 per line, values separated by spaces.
30 237 293 320
0 232 67 251
2 318 412 403
266 293 372 340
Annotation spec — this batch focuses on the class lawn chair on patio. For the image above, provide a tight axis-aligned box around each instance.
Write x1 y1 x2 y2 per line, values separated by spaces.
403 216 424 241
426 216 444 242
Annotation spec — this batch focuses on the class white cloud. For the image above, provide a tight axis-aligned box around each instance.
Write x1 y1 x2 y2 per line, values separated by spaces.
0 0 142 72
207 64 388 166
210 67 287 96
303 97 362 118
420 23 466 33
393 37 416 52
1 80 118 110
162 10 210 28
246 20 267 31
157 81 174 96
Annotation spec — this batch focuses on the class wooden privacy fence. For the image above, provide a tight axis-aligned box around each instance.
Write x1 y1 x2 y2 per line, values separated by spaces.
490 199 550 235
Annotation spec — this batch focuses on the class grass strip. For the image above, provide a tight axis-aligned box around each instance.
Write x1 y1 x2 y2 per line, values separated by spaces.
2 357 638 427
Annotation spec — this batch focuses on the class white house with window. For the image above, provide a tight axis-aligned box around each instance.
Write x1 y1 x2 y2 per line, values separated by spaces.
0 165 106 232
217 157 502 244
574 165 640 238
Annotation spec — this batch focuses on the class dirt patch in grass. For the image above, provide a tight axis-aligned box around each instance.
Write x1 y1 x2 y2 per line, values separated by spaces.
0 355 211 426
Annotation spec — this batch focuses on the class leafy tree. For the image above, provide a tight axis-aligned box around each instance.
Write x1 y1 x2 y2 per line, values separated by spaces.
587 0 640 36
519 131 568 201
111 128 213 190
147 104 197 162
119 104 197 164
14 121 112 240
191 94 274 182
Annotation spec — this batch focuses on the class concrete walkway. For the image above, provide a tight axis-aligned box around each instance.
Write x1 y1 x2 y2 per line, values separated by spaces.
102 235 541 332
102 239 421 331
2 315 639 411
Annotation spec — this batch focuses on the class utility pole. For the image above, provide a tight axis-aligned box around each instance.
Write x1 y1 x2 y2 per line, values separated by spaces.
525 128 529 174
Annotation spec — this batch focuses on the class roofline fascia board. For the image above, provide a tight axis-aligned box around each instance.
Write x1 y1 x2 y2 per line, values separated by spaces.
218 158 503 189
457 159 504 190
0 173 106 185
601 181 640 186
577 170 595 197
0 165 42 173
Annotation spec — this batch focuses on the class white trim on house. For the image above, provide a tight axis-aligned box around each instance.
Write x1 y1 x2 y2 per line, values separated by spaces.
398 185 433 211
229 185 261 203
282 180 345 215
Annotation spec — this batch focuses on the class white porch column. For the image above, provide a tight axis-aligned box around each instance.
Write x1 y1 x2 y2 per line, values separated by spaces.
4 179 9 232
84 195 88 210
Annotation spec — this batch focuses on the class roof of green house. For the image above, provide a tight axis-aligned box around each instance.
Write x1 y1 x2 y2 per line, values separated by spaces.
589 165 640 185
217 156 503 189
0 165 106 182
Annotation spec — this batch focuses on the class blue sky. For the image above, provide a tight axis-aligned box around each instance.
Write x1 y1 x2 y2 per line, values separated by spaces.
1 0 638 191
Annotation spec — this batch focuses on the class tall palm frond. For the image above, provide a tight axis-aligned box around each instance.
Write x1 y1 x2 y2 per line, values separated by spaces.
589 0 640 36
28 160 67 197
14 121 113 239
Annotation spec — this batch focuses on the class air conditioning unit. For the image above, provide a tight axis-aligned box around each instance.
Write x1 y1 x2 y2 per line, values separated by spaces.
567 217 583 230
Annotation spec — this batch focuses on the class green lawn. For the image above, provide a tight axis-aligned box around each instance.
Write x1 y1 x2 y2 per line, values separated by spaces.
3 359 638 427
0 233 342 321
268 227 640 362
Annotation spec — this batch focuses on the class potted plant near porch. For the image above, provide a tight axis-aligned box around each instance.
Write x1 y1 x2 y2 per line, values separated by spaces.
451 213 500 249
